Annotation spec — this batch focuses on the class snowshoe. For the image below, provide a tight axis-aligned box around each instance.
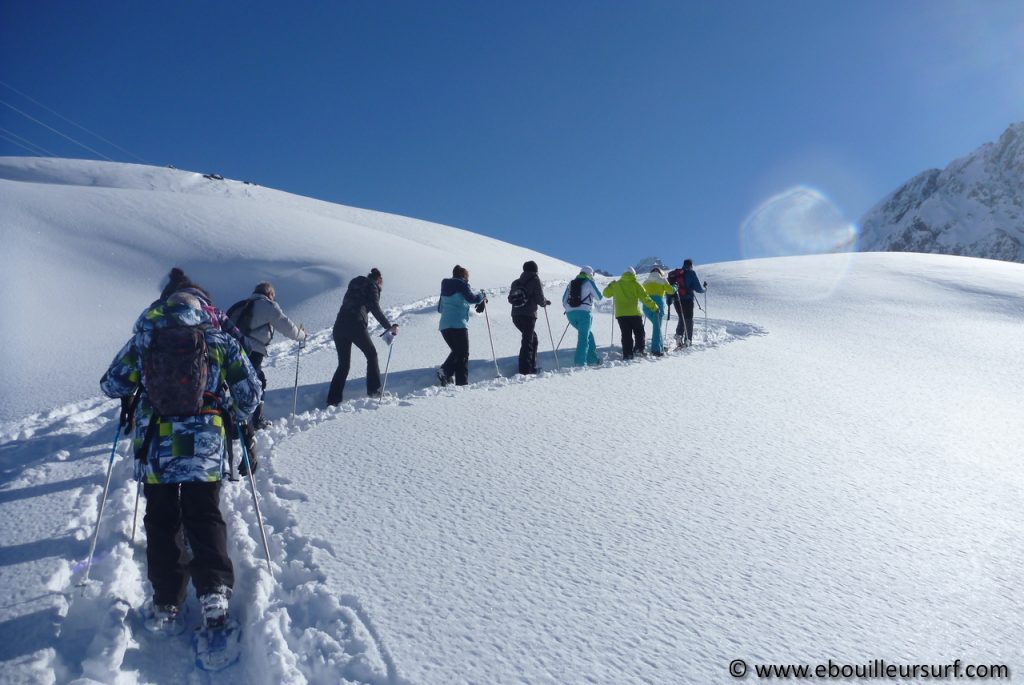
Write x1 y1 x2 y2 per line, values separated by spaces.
193 617 242 671
140 600 186 636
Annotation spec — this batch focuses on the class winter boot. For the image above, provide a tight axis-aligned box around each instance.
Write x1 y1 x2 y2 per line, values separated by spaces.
142 600 185 635
200 586 232 629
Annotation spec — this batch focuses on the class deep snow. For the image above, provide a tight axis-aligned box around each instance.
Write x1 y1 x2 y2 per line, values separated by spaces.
0 158 1022 684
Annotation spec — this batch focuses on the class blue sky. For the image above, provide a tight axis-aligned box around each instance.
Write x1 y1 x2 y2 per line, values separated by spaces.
2 1 1022 272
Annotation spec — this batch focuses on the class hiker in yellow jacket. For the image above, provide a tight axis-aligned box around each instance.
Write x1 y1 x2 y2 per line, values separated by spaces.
602 268 658 360
642 267 675 356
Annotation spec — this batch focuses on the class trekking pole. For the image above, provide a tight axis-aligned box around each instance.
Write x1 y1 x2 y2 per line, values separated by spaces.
704 286 708 345
664 298 670 340
291 326 304 418
79 423 122 587
237 423 273 575
542 305 560 370
609 302 615 352
378 334 395 407
130 481 142 544
556 321 570 349
483 303 501 378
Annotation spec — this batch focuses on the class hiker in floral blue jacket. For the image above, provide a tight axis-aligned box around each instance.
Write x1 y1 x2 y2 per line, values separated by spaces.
100 292 262 629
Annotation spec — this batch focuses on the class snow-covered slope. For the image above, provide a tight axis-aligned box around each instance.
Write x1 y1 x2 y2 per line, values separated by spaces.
0 157 574 421
859 122 1024 262
0 157 1022 684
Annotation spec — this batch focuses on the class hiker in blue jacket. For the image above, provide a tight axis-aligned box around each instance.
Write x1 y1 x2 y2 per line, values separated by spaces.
668 258 706 347
437 265 487 386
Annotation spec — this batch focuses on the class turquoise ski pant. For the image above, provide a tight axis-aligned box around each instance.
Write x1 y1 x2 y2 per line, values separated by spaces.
566 310 599 366
643 295 666 354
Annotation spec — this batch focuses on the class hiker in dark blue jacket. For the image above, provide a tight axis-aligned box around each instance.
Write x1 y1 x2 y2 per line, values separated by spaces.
508 260 550 375
668 258 706 347
437 265 487 386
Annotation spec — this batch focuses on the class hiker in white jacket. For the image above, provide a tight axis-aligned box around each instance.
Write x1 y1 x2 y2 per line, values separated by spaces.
228 282 306 432
561 266 603 366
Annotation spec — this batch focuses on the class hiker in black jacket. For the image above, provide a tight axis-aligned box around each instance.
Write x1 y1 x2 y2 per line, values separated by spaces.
508 260 550 375
327 268 399 405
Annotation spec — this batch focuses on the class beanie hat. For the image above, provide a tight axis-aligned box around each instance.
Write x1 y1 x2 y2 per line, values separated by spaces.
580 265 595 277
523 260 538 273
683 259 693 269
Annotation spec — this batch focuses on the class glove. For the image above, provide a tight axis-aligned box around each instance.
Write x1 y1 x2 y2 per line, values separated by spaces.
703 281 708 288
475 301 486 313
544 299 552 306
299 325 307 347
119 396 134 433
381 330 395 345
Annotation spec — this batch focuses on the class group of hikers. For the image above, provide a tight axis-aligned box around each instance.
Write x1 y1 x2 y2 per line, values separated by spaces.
431 258 707 387
96 257 705 645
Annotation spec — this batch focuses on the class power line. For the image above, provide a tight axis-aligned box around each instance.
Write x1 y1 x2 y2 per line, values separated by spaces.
0 80 151 164
0 130 48 156
0 126 58 156
0 98 116 161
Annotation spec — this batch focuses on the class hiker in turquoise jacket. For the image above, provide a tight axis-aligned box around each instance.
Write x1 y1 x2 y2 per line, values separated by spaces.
642 268 675 355
602 268 658 360
437 264 487 386
561 266 603 366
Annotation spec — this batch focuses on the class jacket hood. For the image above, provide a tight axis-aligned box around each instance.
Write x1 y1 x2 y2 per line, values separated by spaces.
644 272 668 286
620 270 638 283
139 301 212 330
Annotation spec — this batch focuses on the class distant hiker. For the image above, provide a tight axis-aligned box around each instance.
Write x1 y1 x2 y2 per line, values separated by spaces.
100 291 262 634
602 268 658 360
667 259 706 347
227 282 306 434
508 260 550 375
327 268 399 405
155 267 248 351
561 266 603 366
642 267 675 355
436 264 487 386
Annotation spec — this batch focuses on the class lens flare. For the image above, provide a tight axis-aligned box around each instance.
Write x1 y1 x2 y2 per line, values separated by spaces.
740 186 858 259
740 186 859 300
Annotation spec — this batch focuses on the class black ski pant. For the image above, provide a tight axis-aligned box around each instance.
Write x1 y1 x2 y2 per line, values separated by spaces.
440 328 470 386
681 299 695 341
248 351 267 424
144 481 233 607
239 351 266 460
512 314 539 374
671 296 686 337
328 319 381 405
616 315 645 359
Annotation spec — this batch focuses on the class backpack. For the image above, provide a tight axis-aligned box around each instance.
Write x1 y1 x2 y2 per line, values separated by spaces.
567 279 586 308
226 298 257 334
668 268 686 297
144 326 210 416
507 280 528 308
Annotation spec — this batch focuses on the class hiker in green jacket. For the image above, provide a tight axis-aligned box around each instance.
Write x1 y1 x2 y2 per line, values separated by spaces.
602 268 658 360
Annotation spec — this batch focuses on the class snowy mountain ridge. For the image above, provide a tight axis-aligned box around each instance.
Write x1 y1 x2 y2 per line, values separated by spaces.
0 156 575 421
858 121 1024 262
